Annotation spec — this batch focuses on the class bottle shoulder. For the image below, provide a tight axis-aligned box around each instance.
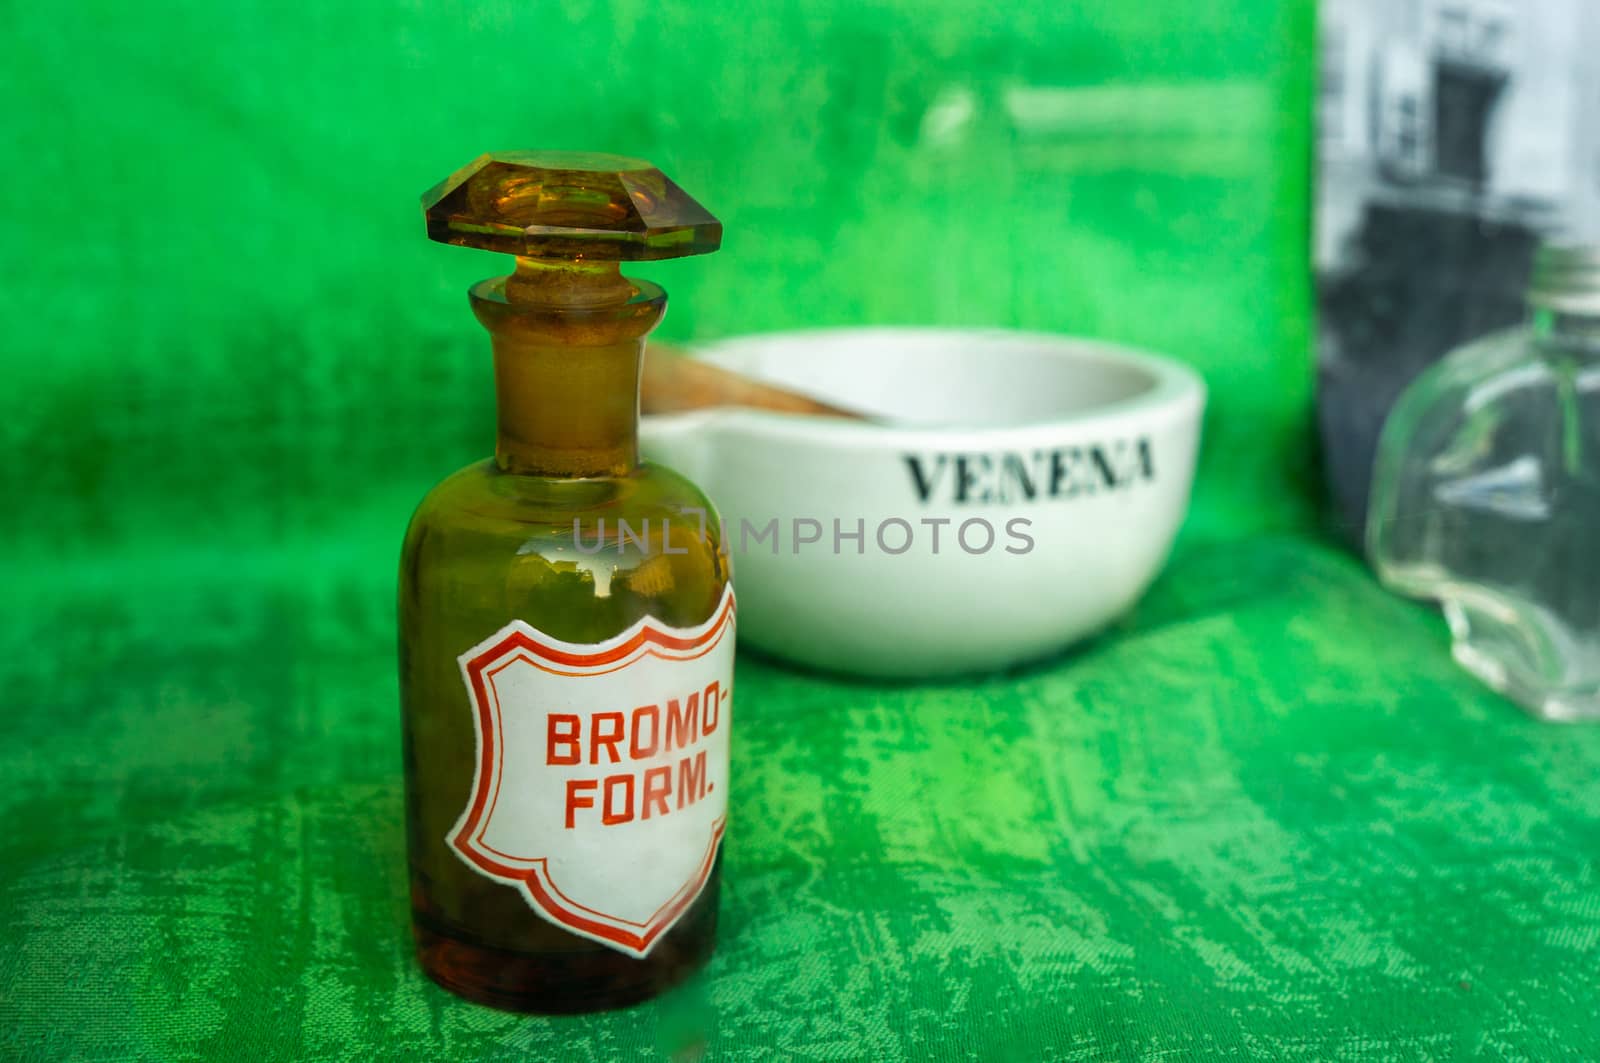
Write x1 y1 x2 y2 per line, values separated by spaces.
400 459 731 637
1399 328 1537 409
1392 327 1600 419
1377 328 1582 462
407 459 724 535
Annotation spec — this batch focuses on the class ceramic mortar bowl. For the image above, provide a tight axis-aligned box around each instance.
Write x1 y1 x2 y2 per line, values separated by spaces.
641 328 1205 678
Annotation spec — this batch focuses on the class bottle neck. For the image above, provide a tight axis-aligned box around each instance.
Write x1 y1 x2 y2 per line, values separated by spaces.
491 333 643 477
470 265 667 479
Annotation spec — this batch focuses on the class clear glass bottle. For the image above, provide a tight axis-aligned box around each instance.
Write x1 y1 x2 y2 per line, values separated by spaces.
1369 242 1600 722
400 153 735 1011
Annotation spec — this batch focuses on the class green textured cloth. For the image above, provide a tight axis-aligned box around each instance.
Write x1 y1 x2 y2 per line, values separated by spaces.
5 1 1600 1059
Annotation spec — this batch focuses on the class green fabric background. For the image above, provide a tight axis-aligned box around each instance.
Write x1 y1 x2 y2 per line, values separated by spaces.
4 1 1598 1059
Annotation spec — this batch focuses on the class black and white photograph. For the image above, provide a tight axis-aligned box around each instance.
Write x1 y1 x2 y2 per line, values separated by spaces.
1316 0 1600 534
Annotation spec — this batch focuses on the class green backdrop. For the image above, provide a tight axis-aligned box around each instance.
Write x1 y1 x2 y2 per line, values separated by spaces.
5 0 1599 1059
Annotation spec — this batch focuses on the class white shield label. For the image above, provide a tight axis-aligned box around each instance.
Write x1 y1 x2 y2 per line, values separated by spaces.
448 587 735 957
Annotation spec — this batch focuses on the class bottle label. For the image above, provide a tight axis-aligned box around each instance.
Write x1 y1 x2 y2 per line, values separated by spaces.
448 587 735 958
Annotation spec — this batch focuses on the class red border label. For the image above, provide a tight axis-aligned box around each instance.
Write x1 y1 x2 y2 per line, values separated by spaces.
447 590 735 957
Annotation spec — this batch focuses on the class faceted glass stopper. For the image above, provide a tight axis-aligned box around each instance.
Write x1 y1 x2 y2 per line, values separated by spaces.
422 151 722 261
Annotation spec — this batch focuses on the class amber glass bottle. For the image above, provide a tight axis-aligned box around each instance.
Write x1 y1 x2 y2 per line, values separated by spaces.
399 153 734 1013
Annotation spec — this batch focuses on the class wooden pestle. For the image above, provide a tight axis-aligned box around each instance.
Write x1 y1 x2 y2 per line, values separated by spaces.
640 343 868 420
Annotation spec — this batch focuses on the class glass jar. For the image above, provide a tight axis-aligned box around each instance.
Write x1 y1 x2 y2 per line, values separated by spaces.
1369 243 1600 722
